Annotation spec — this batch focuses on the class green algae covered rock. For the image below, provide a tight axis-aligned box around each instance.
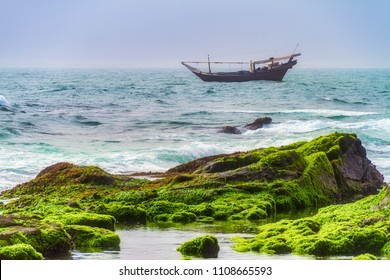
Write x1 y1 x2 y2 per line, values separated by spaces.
58 212 116 231
100 203 147 224
1 133 383 220
0 213 120 257
64 225 120 251
0 214 72 258
233 186 390 258
0 244 43 260
159 132 383 214
0 132 386 259
352 253 378 260
3 162 115 196
177 235 220 258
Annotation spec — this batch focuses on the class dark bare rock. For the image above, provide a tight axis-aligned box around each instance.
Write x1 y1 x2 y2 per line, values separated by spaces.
334 136 384 196
243 117 272 130
218 126 242 134
219 117 272 134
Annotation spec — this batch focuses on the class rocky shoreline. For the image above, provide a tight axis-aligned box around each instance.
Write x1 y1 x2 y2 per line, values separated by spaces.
0 132 389 260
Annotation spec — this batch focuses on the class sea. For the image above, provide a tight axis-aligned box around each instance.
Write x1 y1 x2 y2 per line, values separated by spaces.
1 67 390 192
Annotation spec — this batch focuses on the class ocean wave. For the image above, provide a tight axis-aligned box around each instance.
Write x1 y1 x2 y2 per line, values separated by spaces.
104 140 121 144
150 120 194 126
238 121 385 146
319 97 370 106
0 106 12 112
181 111 212 117
107 143 227 173
213 108 377 117
359 134 390 147
76 120 103 126
338 118 390 134
42 85 76 93
73 115 103 126
205 89 216 94
0 95 11 106
251 119 330 135
0 127 21 139
326 115 350 120
332 98 350 104
0 95 13 111
19 121 35 127
280 109 377 117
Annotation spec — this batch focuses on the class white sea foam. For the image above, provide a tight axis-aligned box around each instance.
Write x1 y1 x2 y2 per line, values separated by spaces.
0 95 12 109
277 109 377 117
214 108 377 117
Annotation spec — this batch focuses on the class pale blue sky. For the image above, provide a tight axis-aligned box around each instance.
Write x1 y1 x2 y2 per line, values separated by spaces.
1 0 389 68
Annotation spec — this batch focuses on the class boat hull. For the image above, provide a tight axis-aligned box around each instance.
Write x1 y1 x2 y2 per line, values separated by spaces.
184 60 297 82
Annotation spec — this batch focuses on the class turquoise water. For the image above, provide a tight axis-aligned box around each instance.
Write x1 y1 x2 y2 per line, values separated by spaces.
1 68 389 191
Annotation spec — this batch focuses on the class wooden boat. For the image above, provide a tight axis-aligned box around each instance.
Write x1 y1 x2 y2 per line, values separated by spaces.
182 53 301 82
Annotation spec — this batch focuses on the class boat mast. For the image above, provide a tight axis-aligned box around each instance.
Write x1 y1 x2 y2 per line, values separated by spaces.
208 55 211 73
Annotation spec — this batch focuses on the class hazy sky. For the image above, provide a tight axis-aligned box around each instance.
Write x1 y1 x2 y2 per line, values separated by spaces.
1 0 390 68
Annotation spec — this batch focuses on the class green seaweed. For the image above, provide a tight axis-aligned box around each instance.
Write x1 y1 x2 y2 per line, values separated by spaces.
64 225 120 251
0 243 43 260
233 186 390 258
177 235 220 258
98 203 147 224
352 253 378 260
0 222 72 257
54 212 116 231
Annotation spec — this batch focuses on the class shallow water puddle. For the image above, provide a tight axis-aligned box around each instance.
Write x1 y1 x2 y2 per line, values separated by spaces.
71 223 312 260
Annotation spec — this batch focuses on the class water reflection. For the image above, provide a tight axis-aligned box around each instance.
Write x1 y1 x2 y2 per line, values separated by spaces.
71 214 316 260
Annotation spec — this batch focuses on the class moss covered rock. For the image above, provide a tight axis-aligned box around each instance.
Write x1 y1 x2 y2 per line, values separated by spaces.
98 203 147 224
2 163 115 196
58 212 116 231
0 132 386 259
352 253 378 260
64 225 120 251
0 212 120 257
162 133 383 210
0 214 72 257
0 244 43 260
177 235 220 258
233 186 390 258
